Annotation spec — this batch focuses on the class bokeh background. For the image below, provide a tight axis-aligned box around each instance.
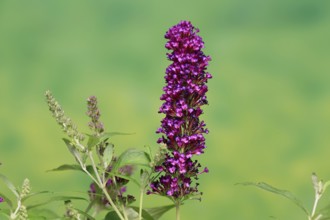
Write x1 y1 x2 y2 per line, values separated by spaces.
1 0 330 219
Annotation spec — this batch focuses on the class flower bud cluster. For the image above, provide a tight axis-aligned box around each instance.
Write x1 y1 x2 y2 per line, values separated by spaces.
20 178 31 199
64 200 81 219
17 205 28 220
45 90 85 142
86 96 104 135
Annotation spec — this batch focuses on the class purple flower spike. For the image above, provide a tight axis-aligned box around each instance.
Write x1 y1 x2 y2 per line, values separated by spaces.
149 21 211 201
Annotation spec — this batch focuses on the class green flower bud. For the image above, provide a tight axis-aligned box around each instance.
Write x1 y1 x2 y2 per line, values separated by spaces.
45 90 85 143
17 205 28 220
20 178 31 199
64 200 81 219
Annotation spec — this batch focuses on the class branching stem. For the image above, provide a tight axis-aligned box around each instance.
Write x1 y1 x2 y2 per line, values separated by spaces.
310 193 321 220
10 199 21 219
87 151 126 220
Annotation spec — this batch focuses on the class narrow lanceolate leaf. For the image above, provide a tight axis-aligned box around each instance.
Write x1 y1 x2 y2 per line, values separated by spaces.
74 208 95 220
0 210 10 219
144 146 153 164
0 193 13 209
322 180 330 193
47 164 82 172
316 204 329 219
238 182 309 216
27 196 88 210
0 174 19 198
86 134 100 150
22 191 51 202
102 143 114 169
140 169 150 188
63 138 84 163
102 132 135 138
106 172 140 187
86 132 134 149
144 204 176 220
28 208 60 219
114 149 150 170
47 164 94 175
130 206 154 220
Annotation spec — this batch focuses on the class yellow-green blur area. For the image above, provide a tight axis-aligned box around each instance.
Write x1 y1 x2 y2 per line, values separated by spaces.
0 0 330 219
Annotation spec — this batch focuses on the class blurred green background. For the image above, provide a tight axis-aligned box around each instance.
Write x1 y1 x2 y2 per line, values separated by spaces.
1 0 330 219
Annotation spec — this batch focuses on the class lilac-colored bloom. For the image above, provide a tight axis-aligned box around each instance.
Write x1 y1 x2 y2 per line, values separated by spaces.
0 197 4 203
149 21 211 200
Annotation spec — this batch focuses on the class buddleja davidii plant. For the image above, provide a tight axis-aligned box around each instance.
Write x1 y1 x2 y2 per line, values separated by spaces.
147 21 212 220
240 173 330 220
45 91 174 220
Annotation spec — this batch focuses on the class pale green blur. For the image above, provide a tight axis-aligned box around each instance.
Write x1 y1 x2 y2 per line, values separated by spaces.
1 0 330 219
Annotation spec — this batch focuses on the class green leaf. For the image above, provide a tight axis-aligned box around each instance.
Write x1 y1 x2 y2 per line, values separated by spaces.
63 138 84 163
103 143 114 169
144 146 153 165
47 164 94 176
22 191 51 202
47 164 82 172
130 207 154 220
144 204 176 220
86 135 100 150
238 182 309 216
114 149 150 170
108 172 140 187
316 203 330 220
0 174 19 198
28 208 60 219
103 132 135 138
0 192 13 209
27 196 88 210
140 169 150 188
86 132 133 150
124 207 139 219
0 210 10 219
104 211 122 220
74 208 95 220
323 180 330 193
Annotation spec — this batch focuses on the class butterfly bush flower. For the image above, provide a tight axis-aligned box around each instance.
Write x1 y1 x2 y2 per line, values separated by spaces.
148 21 212 201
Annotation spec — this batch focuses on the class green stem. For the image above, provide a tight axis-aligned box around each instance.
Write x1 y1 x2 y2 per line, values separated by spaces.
100 185 125 220
88 152 125 220
176 202 180 220
10 199 21 219
311 194 320 218
121 204 129 220
139 189 144 220
112 177 129 220
84 200 97 217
